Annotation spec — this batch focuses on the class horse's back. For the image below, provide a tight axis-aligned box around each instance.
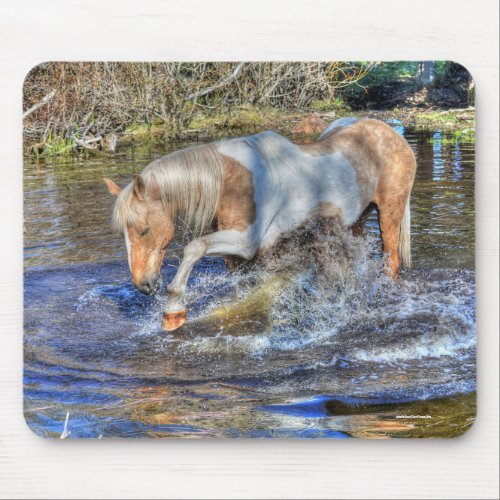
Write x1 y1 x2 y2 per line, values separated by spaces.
324 118 415 172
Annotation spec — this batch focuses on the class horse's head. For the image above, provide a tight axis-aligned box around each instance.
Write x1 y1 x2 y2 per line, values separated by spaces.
104 175 174 295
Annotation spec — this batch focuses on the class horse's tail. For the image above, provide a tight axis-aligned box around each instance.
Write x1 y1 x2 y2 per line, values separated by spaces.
319 117 359 140
398 195 412 268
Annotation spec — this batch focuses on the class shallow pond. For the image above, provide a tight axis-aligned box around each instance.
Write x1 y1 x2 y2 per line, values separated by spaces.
24 124 476 438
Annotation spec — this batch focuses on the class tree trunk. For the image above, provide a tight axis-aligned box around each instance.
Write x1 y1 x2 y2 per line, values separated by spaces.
416 61 435 90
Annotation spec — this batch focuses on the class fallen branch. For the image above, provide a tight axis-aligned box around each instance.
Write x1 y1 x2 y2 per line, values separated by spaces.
23 90 56 119
187 62 245 100
73 135 103 150
60 411 70 439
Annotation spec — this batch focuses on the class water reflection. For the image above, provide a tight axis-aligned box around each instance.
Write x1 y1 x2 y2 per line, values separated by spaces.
432 131 446 180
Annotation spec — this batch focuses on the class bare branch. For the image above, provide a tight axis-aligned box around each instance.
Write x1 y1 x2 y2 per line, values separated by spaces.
187 62 245 100
23 90 56 119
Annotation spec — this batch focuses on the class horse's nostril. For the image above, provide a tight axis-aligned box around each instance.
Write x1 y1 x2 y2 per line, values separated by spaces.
138 278 159 295
138 281 151 294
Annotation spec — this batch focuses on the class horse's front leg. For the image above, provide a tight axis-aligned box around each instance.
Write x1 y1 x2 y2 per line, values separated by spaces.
163 230 257 331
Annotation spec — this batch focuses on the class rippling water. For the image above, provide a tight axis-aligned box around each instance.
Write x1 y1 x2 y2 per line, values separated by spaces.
24 124 476 438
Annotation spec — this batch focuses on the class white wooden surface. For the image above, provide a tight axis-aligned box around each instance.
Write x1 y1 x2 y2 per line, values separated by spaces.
0 0 498 498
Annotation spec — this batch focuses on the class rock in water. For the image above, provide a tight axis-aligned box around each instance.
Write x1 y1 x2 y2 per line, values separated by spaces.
292 115 328 136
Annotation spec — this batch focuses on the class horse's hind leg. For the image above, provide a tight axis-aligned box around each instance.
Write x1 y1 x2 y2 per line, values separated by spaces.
375 192 410 279
373 139 416 278
377 204 402 278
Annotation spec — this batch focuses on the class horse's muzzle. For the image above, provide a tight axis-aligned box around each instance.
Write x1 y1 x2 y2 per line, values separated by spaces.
135 275 160 295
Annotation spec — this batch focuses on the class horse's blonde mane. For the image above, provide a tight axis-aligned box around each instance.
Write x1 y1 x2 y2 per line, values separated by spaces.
112 132 305 238
112 143 225 238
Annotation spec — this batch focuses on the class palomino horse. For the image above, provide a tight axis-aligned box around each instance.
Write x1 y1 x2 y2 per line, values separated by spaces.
104 118 416 331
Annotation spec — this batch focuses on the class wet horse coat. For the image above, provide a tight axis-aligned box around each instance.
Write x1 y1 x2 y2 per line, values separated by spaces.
104 118 416 331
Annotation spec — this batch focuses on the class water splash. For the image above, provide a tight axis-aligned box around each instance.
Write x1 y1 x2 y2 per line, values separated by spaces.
154 217 475 397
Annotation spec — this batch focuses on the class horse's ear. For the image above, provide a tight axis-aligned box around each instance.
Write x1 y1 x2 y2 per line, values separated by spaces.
103 178 121 196
133 174 146 201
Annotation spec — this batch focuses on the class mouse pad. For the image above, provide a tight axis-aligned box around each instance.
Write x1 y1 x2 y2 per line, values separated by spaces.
23 61 476 438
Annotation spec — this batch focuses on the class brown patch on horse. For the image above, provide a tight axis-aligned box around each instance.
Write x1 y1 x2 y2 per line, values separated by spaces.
216 155 257 232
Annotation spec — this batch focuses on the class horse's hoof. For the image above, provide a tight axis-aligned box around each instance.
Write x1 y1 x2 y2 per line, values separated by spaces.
162 310 187 331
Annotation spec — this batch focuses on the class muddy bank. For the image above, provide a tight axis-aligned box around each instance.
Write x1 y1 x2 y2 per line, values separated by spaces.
26 104 475 159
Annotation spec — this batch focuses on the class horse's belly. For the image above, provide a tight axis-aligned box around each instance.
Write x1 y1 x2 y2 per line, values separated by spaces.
259 199 347 250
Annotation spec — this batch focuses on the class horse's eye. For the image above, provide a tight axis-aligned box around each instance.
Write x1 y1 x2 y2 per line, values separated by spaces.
140 227 150 237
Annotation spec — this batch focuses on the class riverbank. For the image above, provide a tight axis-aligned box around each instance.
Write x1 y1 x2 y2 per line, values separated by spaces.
26 105 475 159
